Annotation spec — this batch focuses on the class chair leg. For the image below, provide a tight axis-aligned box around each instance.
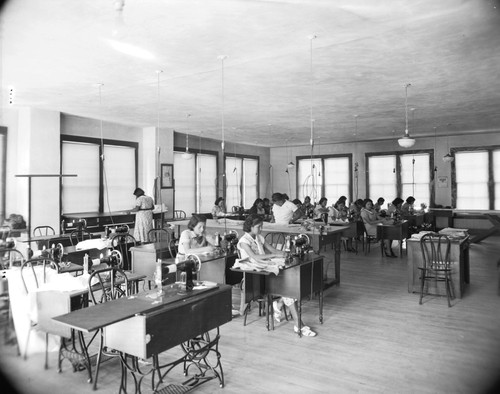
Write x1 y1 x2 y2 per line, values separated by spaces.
24 327 32 360
45 332 49 369
445 274 452 307
419 272 425 305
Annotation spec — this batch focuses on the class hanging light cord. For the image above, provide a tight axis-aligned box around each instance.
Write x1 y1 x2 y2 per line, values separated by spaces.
218 55 227 194
155 70 163 206
404 83 411 136
98 84 114 221
308 35 318 201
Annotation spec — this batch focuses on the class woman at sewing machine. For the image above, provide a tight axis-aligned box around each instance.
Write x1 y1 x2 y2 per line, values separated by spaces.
237 214 317 337
178 214 216 257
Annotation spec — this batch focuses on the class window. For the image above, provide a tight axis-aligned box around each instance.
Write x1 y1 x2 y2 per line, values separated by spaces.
367 151 432 208
61 136 137 214
174 150 218 215
297 156 350 204
0 127 6 221
225 155 259 209
453 147 500 210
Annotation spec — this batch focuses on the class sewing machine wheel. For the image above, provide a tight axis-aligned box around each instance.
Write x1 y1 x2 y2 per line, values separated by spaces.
297 233 310 245
53 243 64 263
110 250 123 268
228 229 238 237
185 254 202 272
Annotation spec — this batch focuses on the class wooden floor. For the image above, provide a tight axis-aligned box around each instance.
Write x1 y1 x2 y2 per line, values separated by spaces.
1 236 500 393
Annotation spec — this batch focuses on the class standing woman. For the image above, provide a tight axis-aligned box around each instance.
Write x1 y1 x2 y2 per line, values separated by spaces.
130 188 155 243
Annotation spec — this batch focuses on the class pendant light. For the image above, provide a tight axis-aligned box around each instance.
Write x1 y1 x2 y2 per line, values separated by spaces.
182 113 193 160
433 127 438 172
286 138 295 169
443 135 454 162
398 83 416 148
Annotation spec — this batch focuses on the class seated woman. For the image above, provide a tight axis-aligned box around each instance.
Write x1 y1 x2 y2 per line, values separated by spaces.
292 199 307 219
302 196 314 218
314 197 329 222
387 197 404 218
237 214 317 337
211 197 226 219
360 199 396 257
373 197 385 214
178 214 216 257
333 198 349 221
349 199 364 221
262 198 272 216
402 196 416 215
248 198 266 216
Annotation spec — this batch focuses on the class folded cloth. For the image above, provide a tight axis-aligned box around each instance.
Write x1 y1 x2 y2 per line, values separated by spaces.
233 258 281 275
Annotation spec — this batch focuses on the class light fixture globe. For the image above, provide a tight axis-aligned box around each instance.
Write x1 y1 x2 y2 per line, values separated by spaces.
287 161 295 169
182 150 193 160
442 153 454 163
398 133 416 148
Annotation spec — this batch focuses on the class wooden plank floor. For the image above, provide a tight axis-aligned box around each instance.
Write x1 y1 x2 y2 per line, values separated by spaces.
1 236 500 393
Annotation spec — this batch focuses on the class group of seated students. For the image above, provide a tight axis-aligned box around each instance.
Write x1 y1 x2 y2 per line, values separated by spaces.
178 212 317 337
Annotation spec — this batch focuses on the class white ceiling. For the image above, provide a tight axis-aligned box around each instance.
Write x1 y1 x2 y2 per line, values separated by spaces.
1 0 500 147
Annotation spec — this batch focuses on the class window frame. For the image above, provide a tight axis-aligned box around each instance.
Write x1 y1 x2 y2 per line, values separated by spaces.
451 145 500 210
296 153 353 203
223 152 260 209
0 127 7 222
60 134 138 213
366 149 434 206
173 146 220 214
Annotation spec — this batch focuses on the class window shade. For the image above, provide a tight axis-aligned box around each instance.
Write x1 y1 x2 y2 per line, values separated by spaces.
455 151 488 209
61 141 100 213
174 152 196 215
298 158 322 203
324 157 350 204
197 154 217 213
368 156 396 202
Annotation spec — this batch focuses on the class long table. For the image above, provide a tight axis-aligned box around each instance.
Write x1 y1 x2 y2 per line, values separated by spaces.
407 236 470 298
53 284 232 392
174 219 347 285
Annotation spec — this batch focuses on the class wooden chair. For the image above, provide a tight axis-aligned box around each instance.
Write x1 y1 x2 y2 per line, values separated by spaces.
147 228 170 243
361 221 378 255
33 225 56 251
0 248 25 269
20 257 59 366
418 233 455 307
174 210 187 219
264 232 286 251
69 229 92 246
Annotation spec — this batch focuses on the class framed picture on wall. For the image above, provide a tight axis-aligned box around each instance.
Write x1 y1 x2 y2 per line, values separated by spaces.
437 176 448 188
161 164 174 189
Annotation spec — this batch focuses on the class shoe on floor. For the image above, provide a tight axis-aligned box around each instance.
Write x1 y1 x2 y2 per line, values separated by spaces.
232 309 240 317
294 325 317 337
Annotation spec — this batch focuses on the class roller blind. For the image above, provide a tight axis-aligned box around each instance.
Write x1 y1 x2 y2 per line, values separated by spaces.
102 144 136 211
368 156 397 202
455 151 488 209
61 141 100 213
324 157 350 204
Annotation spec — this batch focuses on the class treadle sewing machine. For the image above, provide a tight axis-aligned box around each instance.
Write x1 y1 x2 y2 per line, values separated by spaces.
53 282 232 393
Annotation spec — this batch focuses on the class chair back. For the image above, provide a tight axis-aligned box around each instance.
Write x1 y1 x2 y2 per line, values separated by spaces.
147 228 170 243
110 233 136 271
265 232 286 251
88 267 129 304
174 210 187 219
420 233 451 271
0 248 26 269
69 229 92 246
20 257 59 293
33 226 55 237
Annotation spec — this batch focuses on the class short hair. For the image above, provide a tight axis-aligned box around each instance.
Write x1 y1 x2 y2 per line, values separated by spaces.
318 197 328 205
406 196 416 204
392 197 404 206
292 199 302 206
304 196 311 202
133 188 145 197
338 195 347 202
363 198 373 208
355 199 364 206
214 197 224 206
263 198 270 204
271 192 284 203
187 214 207 230
377 197 385 204
243 214 264 233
